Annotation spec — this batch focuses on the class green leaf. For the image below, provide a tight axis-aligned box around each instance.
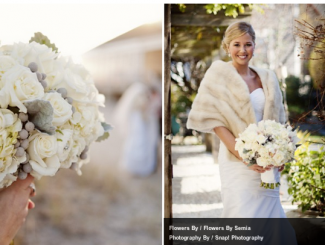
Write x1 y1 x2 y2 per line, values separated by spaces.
96 131 109 142
29 32 58 53
95 121 112 142
178 4 186 13
101 122 113 132
24 99 56 135
283 139 325 214
56 129 64 135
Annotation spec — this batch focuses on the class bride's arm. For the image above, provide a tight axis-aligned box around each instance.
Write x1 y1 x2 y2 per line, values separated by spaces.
213 126 269 173
213 126 241 160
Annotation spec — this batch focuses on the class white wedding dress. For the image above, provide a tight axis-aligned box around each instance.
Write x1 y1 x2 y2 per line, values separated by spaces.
218 88 286 218
114 83 159 177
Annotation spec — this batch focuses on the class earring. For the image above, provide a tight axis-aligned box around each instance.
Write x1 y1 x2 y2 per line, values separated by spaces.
253 53 255 57
228 53 231 57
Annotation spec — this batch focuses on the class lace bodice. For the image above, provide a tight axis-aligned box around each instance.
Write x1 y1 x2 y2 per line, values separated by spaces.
250 88 265 122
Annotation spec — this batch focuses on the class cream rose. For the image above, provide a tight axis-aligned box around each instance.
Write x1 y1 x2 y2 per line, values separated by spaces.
72 103 99 138
0 109 16 130
0 56 17 80
43 92 72 126
256 157 269 168
59 68 92 102
53 58 103 105
273 151 285 166
72 105 106 145
70 133 87 174
27 132 60 178
44 56 66 90
0 42 58 73
0 64 44 112
256 134 267 144
56 128 74 168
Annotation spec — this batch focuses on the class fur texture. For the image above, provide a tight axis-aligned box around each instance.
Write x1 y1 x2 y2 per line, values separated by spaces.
187 60 286 138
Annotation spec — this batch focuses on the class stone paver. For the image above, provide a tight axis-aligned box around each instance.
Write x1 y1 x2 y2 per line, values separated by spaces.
172 145 297 218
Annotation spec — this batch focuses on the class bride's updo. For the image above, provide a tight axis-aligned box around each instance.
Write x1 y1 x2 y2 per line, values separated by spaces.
221 22 256 53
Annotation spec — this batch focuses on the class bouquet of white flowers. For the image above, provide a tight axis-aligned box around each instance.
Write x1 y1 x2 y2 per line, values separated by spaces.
235 120 299 189
0 40 111 188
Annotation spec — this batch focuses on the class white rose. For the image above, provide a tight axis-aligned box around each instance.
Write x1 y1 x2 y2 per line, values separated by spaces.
56 129 74 168
70 111 82 124
1 42 58 73
0 64 44 112
0 56 17 79
0 109 16 130
244 133 257 144
65 133 87 173
43 56 66 90
265 144 277 154
43 92 72 126
280 130 289 139
235 139 244 152
256 134 267 144
58 67 91 101
258 147 269 158
53 58 103 105
72 103 100 140
273 151 285 166
27 132 60 178
70 133 88 175
256 157 269 167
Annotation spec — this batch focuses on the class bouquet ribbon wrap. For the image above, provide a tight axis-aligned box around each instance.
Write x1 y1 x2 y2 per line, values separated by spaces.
260 167 281 189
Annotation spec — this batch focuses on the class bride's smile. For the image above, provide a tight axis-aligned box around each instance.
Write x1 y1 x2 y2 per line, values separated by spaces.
228 33 255 68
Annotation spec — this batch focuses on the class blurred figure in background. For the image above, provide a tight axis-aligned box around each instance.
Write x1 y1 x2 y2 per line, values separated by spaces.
114 82 161 177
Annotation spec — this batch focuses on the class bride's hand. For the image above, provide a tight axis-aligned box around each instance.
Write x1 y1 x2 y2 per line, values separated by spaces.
244 163 271 173
0 175 35 245
276 165 285 172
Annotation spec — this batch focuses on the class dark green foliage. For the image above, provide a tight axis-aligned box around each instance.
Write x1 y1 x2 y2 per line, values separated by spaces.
285 75 313 116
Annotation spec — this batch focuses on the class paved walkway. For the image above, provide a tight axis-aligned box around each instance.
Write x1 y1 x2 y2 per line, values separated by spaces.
172 145 298 218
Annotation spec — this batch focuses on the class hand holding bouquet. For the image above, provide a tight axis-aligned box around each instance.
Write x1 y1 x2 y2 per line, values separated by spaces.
235 120 299 189
0 40 111 188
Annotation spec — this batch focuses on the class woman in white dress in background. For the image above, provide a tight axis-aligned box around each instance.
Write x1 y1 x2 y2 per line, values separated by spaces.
187 21 289 218
115 82 160 177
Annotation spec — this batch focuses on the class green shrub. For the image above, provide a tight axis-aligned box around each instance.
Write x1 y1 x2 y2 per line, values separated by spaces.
285 75 313 117
283 142 325 215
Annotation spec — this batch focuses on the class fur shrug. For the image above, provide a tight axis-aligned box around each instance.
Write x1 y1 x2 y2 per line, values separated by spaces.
187 60 286 138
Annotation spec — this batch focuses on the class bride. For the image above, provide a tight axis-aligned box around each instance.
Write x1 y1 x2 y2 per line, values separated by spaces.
187 21 290 218
114 82 160 177
186 21 298 244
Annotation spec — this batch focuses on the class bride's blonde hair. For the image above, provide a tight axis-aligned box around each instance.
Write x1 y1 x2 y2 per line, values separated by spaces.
221 22 255 53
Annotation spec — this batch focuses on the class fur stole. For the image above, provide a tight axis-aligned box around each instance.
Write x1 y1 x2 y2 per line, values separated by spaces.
187 60 286 138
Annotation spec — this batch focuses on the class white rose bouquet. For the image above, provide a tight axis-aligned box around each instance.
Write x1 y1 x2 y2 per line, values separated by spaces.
0 37 111 188
235 120 299 189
